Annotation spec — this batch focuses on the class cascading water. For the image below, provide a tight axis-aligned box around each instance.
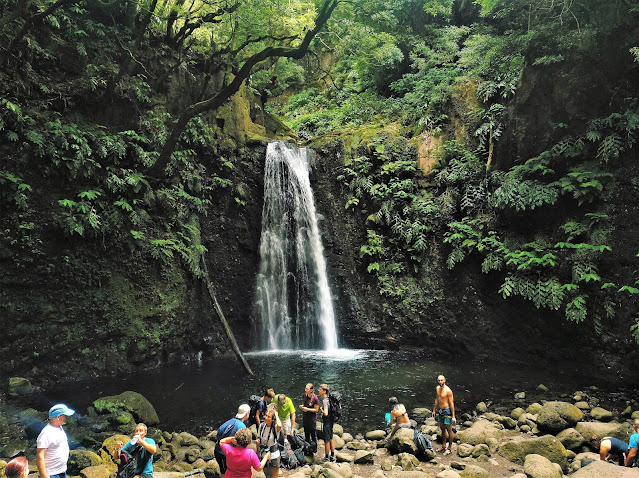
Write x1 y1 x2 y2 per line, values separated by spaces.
255 141 339 351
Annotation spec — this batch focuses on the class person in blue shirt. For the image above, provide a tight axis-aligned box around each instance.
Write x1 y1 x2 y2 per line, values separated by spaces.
214 404 250 474
625 419 639 467
113 423 158 478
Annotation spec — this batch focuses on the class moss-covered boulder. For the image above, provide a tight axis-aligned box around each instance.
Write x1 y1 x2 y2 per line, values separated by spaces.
79 465 111 478
589 407 613 422
68 450 103 475
0 439 28 458
536 401 583 433
8 377 39 397
459 464 490 478
93 391 159 426
387 427 416 455
570 459 639 477
555 428 584 450
499 435 569 472
455 419 505 446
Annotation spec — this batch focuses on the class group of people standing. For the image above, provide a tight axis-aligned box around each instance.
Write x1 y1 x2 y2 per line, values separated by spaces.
4 375 638 478
214 382 337 478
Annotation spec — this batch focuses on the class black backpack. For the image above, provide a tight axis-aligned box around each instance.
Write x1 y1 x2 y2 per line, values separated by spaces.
328 391 342 422
247 395 263 426
282 449 299 470
288 432 307 450
413 429 433 460
117 447 143 478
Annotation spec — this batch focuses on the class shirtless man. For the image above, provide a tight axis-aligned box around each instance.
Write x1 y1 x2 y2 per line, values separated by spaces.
432 375 455 454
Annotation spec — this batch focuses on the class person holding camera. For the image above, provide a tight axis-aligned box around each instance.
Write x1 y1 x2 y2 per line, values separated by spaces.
220 428 269 478
257 406 283 478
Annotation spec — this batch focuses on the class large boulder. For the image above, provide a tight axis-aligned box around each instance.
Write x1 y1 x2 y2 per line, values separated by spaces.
68 450 103 475
8 377 39 397
93 391 159 426
555 428 584 450
365 430 386 440
498 435 569 472
523 454 561 478
455 420 505 446
353 450 374 464
570 459 639 477
536 401 583 433
387 427 416 455
575 421 633 441
396 453 419 470
459 464 490 478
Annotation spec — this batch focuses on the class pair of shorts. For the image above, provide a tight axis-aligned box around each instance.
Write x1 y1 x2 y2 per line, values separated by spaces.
436 408 453 426
322 420 334 441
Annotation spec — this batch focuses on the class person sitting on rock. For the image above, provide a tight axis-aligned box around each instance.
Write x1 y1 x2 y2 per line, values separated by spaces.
589 435 628 465
625 419 639 467
113 423 158 478
385 397 411 441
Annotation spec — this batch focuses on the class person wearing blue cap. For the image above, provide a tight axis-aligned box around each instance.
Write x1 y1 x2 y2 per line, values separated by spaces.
36 403 75 478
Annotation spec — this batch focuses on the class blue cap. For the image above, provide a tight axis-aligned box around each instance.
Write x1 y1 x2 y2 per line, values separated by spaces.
49 403 76 418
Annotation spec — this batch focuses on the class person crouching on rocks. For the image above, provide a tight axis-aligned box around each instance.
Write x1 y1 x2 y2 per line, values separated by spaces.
589 435 628 465
386 396 411 441
257 406 283 478
113 423 158 478
220 428 270 478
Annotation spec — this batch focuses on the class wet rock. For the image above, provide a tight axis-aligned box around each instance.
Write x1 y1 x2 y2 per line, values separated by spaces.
93 391 159 426
523 454 561 478
498 435 569 472
334 435 346 449
574 401 590 410
510 407 525 420
536 401 583 433
79 465 112 478
475 403 487 413
353 450 374 464
494 416 516 429
455 420 505 446
514 392 526 400
458 464 489 478
590 407 613 421
555 427 584 450
342 433 353 443
366 430 387 440
68 450 103 475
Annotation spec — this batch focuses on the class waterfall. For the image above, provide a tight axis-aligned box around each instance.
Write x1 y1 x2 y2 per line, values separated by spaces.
255 141 339 351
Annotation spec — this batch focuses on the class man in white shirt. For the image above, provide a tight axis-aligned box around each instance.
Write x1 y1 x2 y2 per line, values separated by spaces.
37 404 75 478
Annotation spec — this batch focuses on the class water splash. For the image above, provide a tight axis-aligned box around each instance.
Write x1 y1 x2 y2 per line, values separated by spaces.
255 141 338 351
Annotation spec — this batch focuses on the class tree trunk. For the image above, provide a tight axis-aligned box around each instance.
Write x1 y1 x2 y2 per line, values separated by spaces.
200 254 254 376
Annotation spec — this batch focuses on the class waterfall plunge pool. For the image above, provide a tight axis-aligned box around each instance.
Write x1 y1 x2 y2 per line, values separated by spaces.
43 349 625 435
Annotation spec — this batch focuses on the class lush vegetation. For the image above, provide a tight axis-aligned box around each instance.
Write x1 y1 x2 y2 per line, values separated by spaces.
271 0 639 344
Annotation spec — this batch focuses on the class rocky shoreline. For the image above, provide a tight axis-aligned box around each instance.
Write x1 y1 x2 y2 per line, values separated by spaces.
1 378 638 478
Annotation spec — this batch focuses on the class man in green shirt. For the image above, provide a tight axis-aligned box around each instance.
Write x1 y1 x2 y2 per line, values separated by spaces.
275 394 296 437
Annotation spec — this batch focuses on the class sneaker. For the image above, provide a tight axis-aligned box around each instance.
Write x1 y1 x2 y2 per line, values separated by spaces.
330 455 336 462
319 457 330 464
443 449 451 456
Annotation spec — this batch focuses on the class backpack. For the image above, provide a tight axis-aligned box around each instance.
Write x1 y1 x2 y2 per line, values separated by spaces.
328 391 342 422
293 447 306 464
117 448 141 478
413 429 433 460
288 432 307 450
282 449 299 470
247 395 264 426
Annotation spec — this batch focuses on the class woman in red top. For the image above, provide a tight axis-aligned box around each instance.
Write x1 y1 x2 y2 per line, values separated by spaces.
220 428 269 478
